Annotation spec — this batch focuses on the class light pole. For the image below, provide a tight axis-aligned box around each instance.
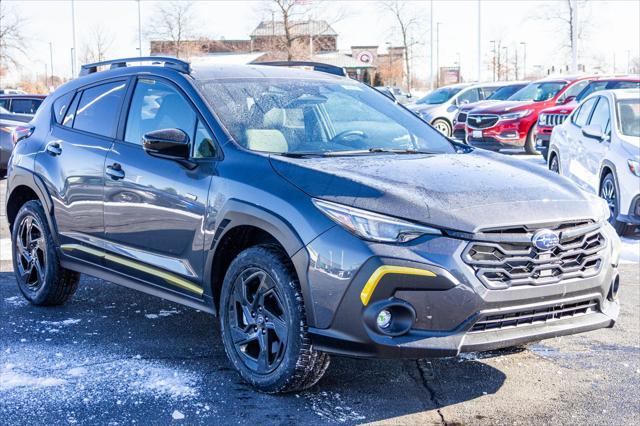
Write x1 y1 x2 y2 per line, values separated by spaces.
489 40 496 82
456 52 461 82
436 22 442 87
49 42 54 86
71 0 77 76
386 41 392 86
429 0 434 90
476 0 481 82
137 0 142 56
520 42 527 80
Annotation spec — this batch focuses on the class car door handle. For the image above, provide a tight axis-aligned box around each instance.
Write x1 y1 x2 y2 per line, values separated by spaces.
106 163 125 180
46 142 62 156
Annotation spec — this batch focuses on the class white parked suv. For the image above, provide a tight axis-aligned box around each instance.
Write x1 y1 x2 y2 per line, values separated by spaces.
548 89 640 235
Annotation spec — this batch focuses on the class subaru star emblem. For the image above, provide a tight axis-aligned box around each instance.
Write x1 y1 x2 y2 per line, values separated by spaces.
532 229 560 251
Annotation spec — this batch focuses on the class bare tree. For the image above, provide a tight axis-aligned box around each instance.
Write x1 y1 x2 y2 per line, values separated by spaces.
381 1 420 91
80 25 114 64
148 1 198 58
265 0 338 61
538 0 591 67
0 3 28 69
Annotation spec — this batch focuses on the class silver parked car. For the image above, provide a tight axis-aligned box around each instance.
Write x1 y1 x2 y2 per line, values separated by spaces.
408 82 509 137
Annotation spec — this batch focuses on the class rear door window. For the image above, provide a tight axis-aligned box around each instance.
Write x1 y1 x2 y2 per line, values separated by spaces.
0 99 9 110
11 98 42 114
457 89 480 104
73 81 127 138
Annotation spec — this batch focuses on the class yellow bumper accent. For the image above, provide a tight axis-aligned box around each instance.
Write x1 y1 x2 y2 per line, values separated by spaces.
61 244 203 296
360 266 436 306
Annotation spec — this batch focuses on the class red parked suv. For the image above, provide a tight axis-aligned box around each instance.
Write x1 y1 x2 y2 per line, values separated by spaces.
465 76 594 153
535 76 640 159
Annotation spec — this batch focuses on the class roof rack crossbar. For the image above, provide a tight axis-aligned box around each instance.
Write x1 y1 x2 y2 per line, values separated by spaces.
256 61 347 77
79 56 191 76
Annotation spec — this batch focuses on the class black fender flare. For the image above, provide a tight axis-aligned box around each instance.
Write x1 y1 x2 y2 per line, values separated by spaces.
203 199 314 322
6 167 60 247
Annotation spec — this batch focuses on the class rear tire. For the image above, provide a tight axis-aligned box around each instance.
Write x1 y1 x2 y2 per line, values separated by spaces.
524 127 538 155
220 244 329 393
432 119 452 137
12 200 80 306
600 173 633 236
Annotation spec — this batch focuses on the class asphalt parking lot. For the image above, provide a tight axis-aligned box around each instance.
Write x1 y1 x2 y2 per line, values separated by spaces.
1 159 639 425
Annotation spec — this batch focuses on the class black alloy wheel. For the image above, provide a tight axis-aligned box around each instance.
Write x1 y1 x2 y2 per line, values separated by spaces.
227 267 288 374
15 215 47 290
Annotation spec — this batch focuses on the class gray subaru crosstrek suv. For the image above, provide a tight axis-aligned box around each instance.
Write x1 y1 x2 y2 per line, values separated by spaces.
5 57 621 393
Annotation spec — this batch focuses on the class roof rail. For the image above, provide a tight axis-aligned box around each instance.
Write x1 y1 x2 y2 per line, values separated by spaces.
255 61 348 77
79 56 191 76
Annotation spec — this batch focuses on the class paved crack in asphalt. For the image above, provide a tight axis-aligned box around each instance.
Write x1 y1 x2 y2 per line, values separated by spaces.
416 359 447 425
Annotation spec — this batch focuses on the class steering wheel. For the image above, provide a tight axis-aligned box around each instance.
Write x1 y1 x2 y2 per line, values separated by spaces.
330 130 369 148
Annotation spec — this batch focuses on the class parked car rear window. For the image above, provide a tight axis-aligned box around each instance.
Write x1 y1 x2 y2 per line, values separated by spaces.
11 98 42 114
198 78 455 155
52 92 75 124
618 99 640 137
73 81 126 138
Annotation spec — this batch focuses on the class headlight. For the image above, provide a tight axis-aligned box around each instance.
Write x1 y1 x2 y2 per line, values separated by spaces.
312 199 441 243
538 114 547 126
627 159 640 177
500 109 533 121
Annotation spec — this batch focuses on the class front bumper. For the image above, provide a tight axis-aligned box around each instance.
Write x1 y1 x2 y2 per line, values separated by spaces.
302 225 620 359
535 128 552 157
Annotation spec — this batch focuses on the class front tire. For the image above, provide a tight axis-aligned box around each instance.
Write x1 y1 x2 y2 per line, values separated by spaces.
12 200 80 305
431 119 452 137
220 244 329 393
600 173 632 236
549 153 560 173
524 127 538 155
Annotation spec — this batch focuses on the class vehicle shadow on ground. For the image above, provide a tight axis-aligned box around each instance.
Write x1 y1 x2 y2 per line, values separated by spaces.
0 272 508 424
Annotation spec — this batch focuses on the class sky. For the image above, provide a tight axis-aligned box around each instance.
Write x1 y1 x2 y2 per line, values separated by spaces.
2 0 640 86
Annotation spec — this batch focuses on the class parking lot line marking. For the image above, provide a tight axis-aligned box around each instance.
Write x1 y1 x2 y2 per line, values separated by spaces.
0 238 12 261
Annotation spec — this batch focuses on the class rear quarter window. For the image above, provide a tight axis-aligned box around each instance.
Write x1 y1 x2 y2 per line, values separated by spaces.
52 92 75 124
11 98 42 114
72 81 127 138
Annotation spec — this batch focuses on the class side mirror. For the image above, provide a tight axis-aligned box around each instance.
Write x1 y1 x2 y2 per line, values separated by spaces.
581 124 605 141
142 128 190 160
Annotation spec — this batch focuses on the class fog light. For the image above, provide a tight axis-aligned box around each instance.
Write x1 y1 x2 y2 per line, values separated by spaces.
377 309 392 329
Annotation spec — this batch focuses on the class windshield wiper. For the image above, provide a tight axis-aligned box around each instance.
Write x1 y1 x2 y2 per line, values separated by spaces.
277 151 327 158
367 148 435 154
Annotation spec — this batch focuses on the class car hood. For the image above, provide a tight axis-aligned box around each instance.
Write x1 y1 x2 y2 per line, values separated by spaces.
270 150 603 233
469 100 534 114
460 100 500 112
540 102 577 115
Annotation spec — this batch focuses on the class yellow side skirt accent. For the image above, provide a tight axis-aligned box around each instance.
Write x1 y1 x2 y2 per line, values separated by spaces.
361 265 436 306
61 244 203 296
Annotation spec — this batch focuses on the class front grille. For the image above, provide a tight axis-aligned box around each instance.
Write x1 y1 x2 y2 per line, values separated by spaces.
461 221 607 289
544 113 568 126
457 112 468 123
467 114 499 129
471 299 598 332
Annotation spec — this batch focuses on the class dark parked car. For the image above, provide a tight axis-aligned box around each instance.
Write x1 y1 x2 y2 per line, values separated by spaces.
5 57 621 393
0 94 46 115
0 106 34 177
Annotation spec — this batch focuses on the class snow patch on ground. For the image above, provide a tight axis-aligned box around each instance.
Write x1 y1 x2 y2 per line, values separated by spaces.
40 319 82 327
0 365 67 391
139 368 198 398
4 296 28 307
305 391 365 423
620 237 640 264
145 309 181 319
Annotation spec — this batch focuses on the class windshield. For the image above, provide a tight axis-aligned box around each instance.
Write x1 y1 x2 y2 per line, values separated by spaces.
489 84 527 100
577 80 640 102
618 99 640 137
508 82 566 102
198 78 455 155
415 87 463 105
